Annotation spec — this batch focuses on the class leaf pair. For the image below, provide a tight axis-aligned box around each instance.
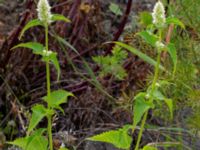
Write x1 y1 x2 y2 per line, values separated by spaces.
138 30 177 74
28 90 73 134
138 16 184 74
139 11 185 29
133 85 173 128
19 14 71 40
12 42 61 80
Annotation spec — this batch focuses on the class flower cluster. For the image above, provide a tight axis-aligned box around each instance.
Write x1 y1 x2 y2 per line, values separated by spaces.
37 0 52 25
152 1 166 28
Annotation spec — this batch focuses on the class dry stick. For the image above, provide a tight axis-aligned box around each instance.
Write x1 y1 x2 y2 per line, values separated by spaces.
106 0 133 55
162 0 174 60
161 24 174 60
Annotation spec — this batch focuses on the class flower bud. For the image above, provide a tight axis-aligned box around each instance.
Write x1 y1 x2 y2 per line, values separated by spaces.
37 0 52 25
152 1 166 28
155 41 165 50
43 49 53 56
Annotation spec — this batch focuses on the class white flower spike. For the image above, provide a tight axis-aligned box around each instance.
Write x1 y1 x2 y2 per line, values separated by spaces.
37 0 52 25
152 1 166 28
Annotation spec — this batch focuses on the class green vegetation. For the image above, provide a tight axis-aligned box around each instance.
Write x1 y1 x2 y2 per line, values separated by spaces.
7 0 73 149
87 1 185 150
1 0 200 150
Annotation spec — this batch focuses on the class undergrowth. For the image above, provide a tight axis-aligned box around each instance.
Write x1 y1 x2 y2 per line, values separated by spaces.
1 0 200 150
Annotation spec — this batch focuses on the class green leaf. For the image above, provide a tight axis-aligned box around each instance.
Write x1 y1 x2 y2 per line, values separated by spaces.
166 17 185 29
26 134 48 150
8 129 47 150
164 98 173 119
114 42 165 71
28 105 48 134
167 43 177 75
11 42 44 55
87 125 132 149
109 3 123 16
51 14 71 23
7 137 29 149
26 129 47 150
143 145 158 150
152 89 165 101
93 45 128 80
43 90 73 110
133 93 153 126
139 11 153 27
137 31 158 47
19 19 43 40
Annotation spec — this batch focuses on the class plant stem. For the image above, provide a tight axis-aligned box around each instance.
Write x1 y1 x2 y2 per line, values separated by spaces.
151 51 161 93
45 26 51 97
134 111 148 150
47 115 53 150
45 25 53 150
134 29 162 150
134 52 161 150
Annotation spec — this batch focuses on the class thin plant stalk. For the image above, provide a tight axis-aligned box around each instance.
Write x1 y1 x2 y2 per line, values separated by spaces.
45 24 53 150
134 30 162 150
134 52 161 150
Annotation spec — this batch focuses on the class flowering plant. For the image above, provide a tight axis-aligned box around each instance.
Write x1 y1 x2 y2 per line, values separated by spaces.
8 0 72 150
87 1 185 150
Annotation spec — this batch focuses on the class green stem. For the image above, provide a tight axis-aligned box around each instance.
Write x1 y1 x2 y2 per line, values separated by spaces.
45 25 53 150
45 26 51 97
134 52 161 150
134 29 162 150
47 115 53 150
134 111 148 150
151 51 161 93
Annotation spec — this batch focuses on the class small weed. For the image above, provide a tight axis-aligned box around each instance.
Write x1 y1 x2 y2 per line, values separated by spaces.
7 0 73 150
87 1 184 150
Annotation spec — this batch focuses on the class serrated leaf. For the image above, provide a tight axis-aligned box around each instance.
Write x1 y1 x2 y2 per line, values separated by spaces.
109 3 122 16
19 19 43 39
43 90 73 109
166 17 185 29
164 98 173 119
28 105 48 134
138 31 158 47
167 43 177 75
133 93 153 126
114 42 165 71
8 129 46 150
93 45 127 80
87 125 132 149
11 42 44 55
143 145 158 150
51 14 71 23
